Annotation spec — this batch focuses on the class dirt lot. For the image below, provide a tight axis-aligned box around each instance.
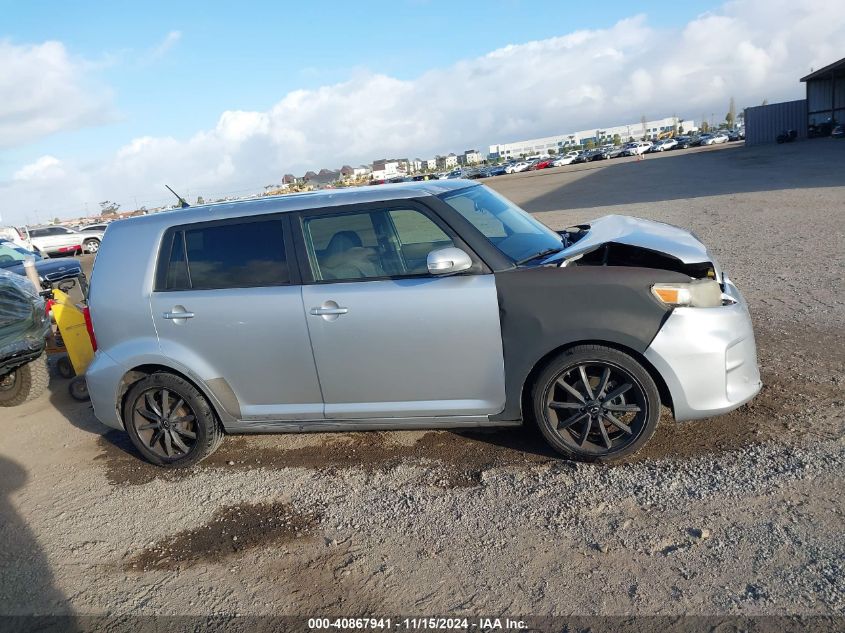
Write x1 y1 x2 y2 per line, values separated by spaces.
1 140 843 625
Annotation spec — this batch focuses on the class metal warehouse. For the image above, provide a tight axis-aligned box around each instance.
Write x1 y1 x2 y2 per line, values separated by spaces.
801 56 845 129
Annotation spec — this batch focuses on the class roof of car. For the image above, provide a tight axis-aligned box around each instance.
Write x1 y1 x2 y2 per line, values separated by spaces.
111 179 479 229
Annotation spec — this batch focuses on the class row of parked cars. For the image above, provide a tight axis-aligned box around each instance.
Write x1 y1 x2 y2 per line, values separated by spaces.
499 129 746 173
0 222 109 257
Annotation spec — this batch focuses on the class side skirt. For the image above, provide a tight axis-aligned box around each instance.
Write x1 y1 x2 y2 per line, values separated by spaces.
224 416 522 434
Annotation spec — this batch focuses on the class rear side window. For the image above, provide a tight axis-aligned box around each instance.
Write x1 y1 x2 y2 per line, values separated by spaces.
159 218 289 290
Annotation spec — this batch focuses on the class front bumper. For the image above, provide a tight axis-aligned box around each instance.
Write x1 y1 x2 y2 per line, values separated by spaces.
644 277 762 421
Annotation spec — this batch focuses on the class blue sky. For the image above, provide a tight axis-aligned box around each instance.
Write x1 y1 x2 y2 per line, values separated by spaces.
1 0 839 223
5 1 712 163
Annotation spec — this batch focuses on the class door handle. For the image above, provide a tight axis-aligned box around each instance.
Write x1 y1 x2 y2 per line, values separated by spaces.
309 307 348 316
163 311 195 320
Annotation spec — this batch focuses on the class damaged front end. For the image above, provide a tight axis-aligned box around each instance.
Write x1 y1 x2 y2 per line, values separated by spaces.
551 215 723 283
545 215 761 421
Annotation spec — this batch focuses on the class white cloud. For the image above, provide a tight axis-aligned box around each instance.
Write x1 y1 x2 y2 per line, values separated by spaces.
1 0 843 223
149 30 182 61
13 156 65 181
0 40 112 149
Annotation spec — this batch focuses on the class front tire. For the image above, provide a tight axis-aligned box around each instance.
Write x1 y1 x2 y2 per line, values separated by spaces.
123 372 223 467
0 355 49 407
83 239 100 254
532 345 660 463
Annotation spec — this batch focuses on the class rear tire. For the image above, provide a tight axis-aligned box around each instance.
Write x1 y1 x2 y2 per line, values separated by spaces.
0 355 49 407
532 345 660 463
83 239 100 254
123 372 223 468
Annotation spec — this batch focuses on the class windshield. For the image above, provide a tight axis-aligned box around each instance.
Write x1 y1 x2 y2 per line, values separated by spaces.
438 185 562 263
0 242 39 268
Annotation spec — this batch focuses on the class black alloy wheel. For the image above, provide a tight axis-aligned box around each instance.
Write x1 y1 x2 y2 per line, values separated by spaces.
131 387 198 459
123 372 223 467
533 345 660 462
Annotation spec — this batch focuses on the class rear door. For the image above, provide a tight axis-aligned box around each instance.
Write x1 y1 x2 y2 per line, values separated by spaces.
294 201 505 420
150 214 323 421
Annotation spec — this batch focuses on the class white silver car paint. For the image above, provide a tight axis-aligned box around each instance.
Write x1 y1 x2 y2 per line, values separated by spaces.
301 275 505 419
644 277 761 420
85 180 759 436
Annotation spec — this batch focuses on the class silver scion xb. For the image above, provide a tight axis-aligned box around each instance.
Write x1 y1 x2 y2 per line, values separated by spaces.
86 181 761 467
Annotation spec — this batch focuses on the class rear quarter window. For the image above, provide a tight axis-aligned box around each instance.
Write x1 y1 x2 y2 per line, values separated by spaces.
157 218 289 291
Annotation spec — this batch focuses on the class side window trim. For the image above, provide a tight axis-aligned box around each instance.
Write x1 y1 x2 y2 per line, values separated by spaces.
290 199 489 285
152 213 301 292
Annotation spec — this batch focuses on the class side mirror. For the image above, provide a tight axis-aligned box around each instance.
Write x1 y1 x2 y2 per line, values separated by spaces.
426 247 472 275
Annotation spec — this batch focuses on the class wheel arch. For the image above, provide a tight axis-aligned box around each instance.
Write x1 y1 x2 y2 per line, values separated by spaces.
117 363 232 429
518 339 674 424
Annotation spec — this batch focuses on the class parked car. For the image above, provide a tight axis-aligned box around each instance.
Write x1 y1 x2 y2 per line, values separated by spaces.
533 158 554 170
80 223 110 232
0 226 30 250
620 141 652 156
25 225 104 255
830 123 844 138
486 165 508 177
673 136 694 149
505 161 530 174
552 153 579 167
0 241 86 291
593 146 623 160
86 180 762 467
464 167 488 179
0 270 51 407
700 133 728 145
726 130 742 142
649 138 678 152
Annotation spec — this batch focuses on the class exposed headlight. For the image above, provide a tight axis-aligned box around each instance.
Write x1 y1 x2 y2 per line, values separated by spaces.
651 279 723 308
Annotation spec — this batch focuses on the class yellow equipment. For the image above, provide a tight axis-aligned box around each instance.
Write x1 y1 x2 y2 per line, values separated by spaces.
48 288 94 400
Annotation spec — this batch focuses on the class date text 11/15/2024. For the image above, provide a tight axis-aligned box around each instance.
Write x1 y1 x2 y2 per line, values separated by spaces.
307 617 528 630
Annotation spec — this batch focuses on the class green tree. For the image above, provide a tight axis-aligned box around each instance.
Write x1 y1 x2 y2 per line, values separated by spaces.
99 200 119 216
548 148 556 155
52 217 61 224
612 133 621 146
196 196 205 205
640 114 648 140
584 139 595 150
726 96 736 128
700 121 710 133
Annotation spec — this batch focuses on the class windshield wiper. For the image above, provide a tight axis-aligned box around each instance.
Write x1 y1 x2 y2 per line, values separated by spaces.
515 247 564 266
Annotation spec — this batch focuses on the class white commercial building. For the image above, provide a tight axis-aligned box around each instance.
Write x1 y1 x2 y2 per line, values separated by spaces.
458 150 483 165
436 154 458 170
488 117 697 159
371 158 405 181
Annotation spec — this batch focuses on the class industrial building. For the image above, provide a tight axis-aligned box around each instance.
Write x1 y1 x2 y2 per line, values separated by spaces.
488 116 696 159
746 56 844 145
802 57 845 128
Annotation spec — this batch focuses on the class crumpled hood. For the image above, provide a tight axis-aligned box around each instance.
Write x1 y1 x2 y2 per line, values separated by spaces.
550 214 722 280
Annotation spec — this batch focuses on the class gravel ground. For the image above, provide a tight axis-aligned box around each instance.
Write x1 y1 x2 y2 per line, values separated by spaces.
1 140 843 624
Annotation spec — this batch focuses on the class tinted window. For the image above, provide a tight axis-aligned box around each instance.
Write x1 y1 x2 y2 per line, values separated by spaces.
162 218 289 290
164 232 189 290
